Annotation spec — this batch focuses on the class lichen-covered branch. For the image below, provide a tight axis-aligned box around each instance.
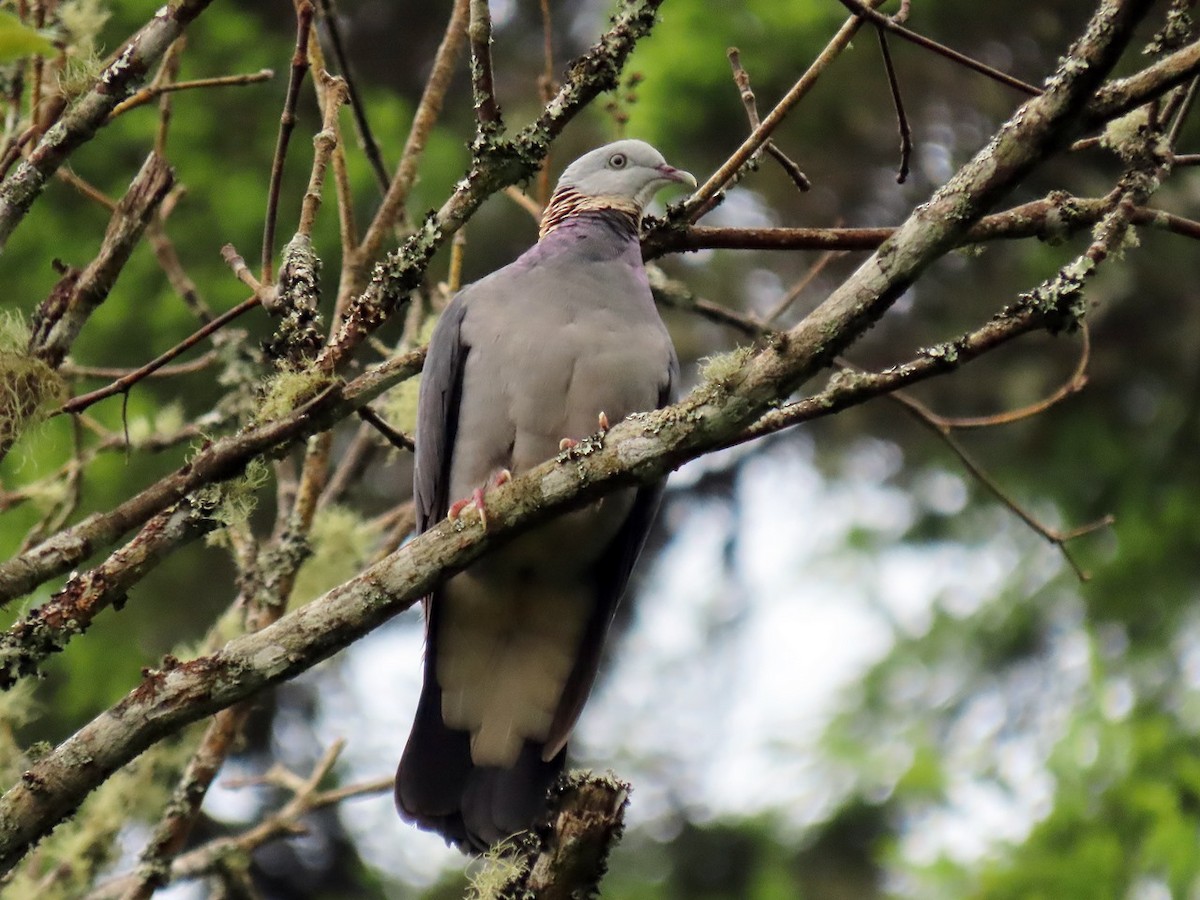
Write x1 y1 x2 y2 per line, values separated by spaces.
0 0 214 250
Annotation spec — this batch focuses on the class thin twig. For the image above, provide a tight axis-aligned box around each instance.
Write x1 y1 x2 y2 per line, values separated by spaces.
54 168 117 210
536 0 556 204
151 38 184 157
314 0 390 194
28 153 175 370
148 217 215 323
835 0 1042 97
89 756 392 899
350 0 469 271
62 352 218 381
58 297 260 416
1165 74 1200 148
726 48 810 191
357 405 415 451
503 185 544 221
937 324 1092 429
298 71 349 239
683 0 890 220
447 228 467 293
888 383 1112 581
222 243 265 295
262 1 315 283
876 27 912 183
109 69 274 119
761 247 844 325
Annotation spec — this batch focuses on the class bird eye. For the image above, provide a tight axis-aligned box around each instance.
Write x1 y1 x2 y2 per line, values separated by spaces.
608 153 628 169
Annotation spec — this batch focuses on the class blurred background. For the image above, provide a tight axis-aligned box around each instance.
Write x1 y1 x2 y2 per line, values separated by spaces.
3 0 1200 897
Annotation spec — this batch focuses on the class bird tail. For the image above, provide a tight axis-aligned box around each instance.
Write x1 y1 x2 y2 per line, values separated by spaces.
395 676 565 851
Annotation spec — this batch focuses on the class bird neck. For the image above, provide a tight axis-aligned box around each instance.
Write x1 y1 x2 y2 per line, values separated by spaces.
538 187 640 240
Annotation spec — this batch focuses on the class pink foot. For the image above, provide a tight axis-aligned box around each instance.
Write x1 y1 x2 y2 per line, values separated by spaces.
447 470 511 530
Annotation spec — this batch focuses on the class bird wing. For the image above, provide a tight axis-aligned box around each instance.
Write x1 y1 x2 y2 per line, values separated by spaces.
413 292 472 536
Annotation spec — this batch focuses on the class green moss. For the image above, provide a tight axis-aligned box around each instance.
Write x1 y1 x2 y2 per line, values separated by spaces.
198 457 269 547
699 345 754 387
290 506 375 606
0 311 66 451
255 366 332 422
468 841 530 900
54 0 110 98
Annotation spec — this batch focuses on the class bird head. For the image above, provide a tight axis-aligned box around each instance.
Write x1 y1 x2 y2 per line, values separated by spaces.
539 140 695 239
554 139 696 211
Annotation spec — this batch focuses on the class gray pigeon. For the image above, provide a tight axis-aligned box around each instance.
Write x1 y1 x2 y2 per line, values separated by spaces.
395 140 693 850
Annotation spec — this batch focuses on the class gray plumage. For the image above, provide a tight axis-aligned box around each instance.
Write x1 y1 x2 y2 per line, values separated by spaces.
395 140 693 850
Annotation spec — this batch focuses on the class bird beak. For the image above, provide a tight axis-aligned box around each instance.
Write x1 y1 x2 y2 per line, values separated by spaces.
657 165 697 189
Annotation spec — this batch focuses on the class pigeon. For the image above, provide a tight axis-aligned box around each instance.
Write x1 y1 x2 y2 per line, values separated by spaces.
395 140 693 850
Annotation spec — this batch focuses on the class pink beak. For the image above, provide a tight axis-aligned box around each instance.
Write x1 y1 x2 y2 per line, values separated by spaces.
657 164 697 188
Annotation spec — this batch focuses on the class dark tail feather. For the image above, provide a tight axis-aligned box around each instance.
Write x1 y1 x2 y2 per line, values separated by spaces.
395 680 565 851
395 678 475 848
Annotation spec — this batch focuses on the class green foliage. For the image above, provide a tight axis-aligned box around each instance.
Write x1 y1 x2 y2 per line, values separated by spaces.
977 708 1200 899
0 10 54 62
291 506 375 606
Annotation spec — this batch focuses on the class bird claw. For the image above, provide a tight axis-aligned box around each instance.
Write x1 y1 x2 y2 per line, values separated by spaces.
559 413 609 453
448 471 511 531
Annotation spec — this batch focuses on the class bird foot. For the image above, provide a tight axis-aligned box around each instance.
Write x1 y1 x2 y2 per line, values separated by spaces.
558 412 611 453
447 470 511 530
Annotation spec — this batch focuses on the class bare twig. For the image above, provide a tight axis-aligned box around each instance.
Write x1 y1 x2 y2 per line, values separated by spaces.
835 0 1042 97
28 153 175 370
353 0 470 269
761 247 844 325
298 71 349 239
151 38 185 157
682 0 890 220
62 352 218 381
314 0 390 194
262 0 315 283
536 0 557 204
727 48 811 191
503 185 544 221
89 756 392 898
109 69 275 119
55 167 117 210
356 405 415 451
889 384 1112 581
937 325 1092 429
58 296 260 416
876 28 913 183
